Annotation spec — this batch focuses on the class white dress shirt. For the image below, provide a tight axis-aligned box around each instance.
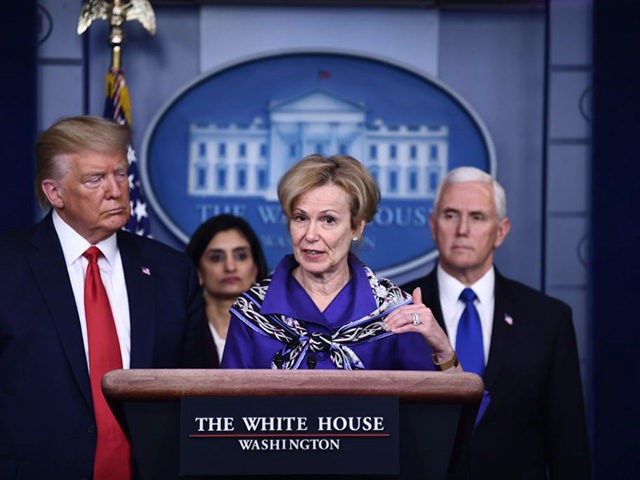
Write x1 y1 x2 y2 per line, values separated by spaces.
208 323 226 364
52 211 131 369
437 264 495 365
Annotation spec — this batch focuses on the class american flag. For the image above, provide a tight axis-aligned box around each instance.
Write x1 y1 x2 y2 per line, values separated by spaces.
104 68 151 237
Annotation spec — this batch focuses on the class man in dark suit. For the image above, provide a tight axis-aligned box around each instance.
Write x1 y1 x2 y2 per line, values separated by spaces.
0 116 208 479
402 166 590 479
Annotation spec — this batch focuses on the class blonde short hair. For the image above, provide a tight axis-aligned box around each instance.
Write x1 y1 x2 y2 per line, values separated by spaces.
34 116 132 208
277 154 380 229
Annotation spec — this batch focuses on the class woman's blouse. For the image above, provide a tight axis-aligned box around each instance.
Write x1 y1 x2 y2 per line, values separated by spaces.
221 254 434 371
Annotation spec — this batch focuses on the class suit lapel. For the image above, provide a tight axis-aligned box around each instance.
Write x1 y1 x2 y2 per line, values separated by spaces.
422 269 448 334
483 269 517 389
424 265 516 389
28 214 93 408
118 232 155 368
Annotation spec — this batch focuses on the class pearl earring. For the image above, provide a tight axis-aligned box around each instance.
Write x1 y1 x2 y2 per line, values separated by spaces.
352 236 358 241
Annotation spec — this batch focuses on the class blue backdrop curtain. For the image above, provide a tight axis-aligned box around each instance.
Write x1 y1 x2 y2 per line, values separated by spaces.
592 0 640 477
1 0 37 231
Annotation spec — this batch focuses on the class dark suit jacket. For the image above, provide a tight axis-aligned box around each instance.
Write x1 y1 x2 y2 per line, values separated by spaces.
403 267 591 480
0 212 208 479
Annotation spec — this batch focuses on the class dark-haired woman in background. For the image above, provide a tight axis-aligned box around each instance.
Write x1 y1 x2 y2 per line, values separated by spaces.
186 214 268 367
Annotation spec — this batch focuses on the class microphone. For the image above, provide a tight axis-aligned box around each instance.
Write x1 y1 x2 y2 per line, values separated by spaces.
306 353 317 369
272 352 284 368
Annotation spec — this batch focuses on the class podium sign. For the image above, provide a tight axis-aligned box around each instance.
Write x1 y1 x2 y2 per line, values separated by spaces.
180 396 399 476
103 369 484 479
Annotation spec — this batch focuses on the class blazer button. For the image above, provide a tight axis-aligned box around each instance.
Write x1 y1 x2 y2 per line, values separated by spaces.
88 424 97 434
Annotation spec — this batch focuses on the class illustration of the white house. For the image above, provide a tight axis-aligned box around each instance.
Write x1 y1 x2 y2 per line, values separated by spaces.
188 89 449 200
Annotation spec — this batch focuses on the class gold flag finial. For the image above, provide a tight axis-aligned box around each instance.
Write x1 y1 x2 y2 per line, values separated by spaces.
77 0 156 70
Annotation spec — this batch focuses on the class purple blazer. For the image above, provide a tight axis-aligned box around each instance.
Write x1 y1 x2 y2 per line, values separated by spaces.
221 254 434 371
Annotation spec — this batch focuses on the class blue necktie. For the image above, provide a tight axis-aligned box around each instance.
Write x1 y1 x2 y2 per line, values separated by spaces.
456 288 485 376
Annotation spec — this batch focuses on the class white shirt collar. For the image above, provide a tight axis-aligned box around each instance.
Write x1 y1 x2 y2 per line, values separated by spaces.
436 263 495 307
52 210 118 266
436 264 495 363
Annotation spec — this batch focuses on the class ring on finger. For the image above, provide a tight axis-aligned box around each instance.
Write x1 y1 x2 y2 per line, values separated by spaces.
411 312 421 326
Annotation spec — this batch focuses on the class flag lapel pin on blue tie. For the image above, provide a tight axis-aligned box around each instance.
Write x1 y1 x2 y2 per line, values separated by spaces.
504 313 513 326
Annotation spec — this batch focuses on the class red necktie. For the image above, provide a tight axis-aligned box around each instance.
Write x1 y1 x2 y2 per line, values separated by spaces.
83 246 131 480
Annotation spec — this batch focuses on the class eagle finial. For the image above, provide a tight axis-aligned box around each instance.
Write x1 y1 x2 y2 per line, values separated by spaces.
77 0 156 36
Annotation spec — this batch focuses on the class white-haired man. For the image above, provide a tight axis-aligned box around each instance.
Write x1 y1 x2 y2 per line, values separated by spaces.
402 166 590 479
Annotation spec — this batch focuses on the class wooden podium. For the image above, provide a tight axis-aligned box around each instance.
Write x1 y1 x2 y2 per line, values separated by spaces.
103 369 483 480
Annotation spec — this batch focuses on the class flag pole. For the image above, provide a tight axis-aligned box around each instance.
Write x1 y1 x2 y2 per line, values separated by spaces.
77 0 156 237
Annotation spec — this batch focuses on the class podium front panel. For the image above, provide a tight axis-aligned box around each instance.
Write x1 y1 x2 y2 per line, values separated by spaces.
123 401 464 479
103 369 484 480
179 396 399 476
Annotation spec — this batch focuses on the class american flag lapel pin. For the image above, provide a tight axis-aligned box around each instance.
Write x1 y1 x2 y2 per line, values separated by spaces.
504 313 513 326
141 266 151 276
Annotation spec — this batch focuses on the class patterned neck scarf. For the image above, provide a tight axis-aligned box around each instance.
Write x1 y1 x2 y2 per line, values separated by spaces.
230 264 411 369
